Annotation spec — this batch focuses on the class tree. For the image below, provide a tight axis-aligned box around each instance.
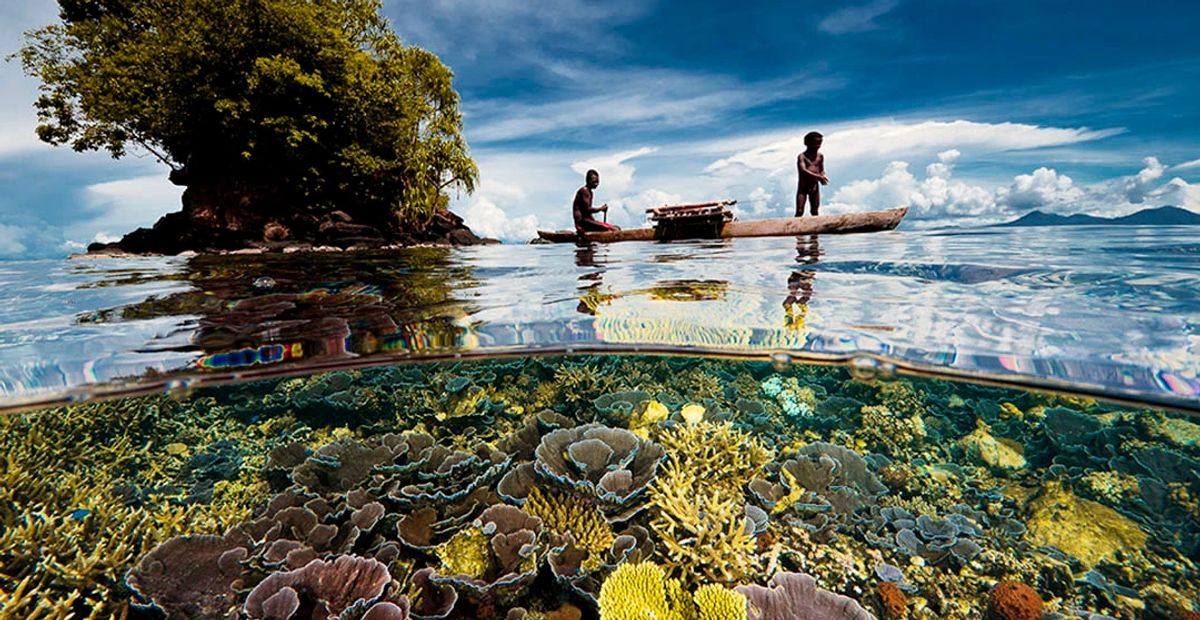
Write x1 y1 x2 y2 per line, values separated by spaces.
20 0 478 239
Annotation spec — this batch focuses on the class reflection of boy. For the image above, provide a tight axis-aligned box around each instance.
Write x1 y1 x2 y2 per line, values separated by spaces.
796 131 828 216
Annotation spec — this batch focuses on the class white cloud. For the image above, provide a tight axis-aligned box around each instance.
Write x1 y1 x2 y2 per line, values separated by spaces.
67 172 182 244
1001 167 1085 211
704 120 1119 178
462 196 539 242
819 0 901 34
465 67 841 143
0 1 60 157
1174 158 1200 171
1119 156 1166 204
571 147 656 195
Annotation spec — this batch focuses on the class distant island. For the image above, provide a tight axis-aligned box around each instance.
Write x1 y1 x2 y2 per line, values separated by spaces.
995 206 1200 227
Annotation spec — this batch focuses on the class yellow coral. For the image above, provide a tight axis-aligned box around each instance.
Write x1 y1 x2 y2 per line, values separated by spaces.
597 563 747 620
436 527 492 579
680 404 705 426
693 584 747 620
524 486 614 571
655 420 772 497
999 402 1023 419
650 461 760 585
769 467 805 515
632 400 671 438
598 563 682 620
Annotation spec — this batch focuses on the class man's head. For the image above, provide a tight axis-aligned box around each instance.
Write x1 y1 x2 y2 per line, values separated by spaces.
804 131 823 150
586 169 600 189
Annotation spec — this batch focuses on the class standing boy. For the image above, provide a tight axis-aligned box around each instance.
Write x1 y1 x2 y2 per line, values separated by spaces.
796 132 828 217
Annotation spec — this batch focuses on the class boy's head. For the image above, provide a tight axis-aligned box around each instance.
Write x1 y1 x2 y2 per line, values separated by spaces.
586 169 600 188
804 131 823 149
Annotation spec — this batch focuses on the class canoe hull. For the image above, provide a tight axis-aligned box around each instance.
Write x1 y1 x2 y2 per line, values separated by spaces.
535 207 908 244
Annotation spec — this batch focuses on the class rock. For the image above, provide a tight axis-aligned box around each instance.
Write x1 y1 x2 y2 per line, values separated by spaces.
1025 481 1148 568
876 582 908 620
959 421 1026 471
986 582 1043 620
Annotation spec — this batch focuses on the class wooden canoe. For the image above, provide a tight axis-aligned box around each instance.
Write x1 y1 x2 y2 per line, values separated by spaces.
535 207 908 244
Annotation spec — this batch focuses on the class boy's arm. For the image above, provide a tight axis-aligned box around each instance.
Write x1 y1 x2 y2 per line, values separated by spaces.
818 155 829 184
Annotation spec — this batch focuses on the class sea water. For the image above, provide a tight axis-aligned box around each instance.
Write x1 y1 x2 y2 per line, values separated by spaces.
0 226 1198 618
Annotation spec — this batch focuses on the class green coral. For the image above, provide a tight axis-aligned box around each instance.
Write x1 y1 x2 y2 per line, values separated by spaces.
853 404 927 459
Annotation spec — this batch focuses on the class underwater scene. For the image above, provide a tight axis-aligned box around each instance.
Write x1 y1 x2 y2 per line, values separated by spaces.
3 354 1198 620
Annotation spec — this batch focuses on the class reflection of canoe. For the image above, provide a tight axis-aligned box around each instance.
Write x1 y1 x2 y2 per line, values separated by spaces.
536 207 908 243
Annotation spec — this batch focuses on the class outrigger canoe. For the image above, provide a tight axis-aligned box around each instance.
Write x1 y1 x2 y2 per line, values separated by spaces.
535 202 908 243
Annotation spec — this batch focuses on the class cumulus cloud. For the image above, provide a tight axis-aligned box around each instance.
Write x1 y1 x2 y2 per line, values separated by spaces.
818 0 901 34
462 196 539 242
1001 167 1085 211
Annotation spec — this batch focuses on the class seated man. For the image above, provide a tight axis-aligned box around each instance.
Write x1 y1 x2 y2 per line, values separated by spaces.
573 169 621 233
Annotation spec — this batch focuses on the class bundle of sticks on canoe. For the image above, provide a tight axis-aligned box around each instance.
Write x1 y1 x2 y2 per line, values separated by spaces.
645 200 737 239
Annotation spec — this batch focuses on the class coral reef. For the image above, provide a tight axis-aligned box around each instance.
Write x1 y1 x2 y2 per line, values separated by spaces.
5 355 1200 620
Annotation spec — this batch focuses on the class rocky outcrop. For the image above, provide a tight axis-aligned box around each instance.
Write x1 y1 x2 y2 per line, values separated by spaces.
85 176 495 256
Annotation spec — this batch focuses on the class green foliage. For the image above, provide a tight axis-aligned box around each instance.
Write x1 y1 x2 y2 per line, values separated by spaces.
19 0 477 220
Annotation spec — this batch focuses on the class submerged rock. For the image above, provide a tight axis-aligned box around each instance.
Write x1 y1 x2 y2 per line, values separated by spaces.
1025 481 1148 568
959 421 1026 471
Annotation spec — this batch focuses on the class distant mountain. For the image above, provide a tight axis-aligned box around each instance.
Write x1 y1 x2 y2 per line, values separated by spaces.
997 206 1200 227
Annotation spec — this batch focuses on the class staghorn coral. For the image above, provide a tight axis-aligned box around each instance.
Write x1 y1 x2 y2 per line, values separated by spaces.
650 459 761 585
0 395 268 617
654 418 773 497
854 404 927 459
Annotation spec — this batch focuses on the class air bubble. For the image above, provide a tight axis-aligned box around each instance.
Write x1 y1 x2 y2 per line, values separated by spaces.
849 356 881 382
164 378 197 401
771 351 792 372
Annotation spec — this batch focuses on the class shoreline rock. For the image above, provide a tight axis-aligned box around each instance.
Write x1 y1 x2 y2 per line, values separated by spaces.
80 206 498 258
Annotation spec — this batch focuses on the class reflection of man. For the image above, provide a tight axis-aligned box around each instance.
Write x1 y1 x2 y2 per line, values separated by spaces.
783 235 821 330
573 170 621 233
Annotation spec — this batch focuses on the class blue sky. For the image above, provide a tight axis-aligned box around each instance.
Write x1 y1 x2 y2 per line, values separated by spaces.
2 0 1199 253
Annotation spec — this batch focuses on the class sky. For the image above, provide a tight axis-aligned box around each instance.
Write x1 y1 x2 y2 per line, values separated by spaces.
2 1 1200 254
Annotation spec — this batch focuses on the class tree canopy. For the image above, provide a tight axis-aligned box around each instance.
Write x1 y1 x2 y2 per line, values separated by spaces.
20 0 477 223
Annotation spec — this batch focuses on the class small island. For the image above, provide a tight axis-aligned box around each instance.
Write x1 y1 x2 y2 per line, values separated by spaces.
20 0 490 255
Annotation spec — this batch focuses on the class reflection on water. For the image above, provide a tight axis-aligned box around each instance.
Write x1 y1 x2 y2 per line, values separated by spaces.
2 355 1197 618
0 226 1198 411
